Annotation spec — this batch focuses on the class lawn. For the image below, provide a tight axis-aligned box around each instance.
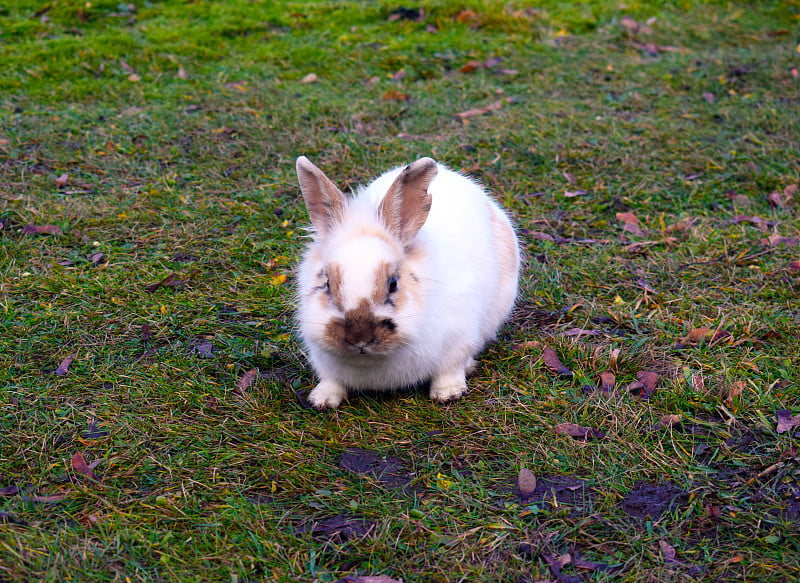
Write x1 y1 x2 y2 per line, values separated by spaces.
1 0 799 581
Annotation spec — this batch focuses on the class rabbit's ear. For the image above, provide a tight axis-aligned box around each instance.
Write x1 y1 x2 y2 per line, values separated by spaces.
297 156 346 237
379 158 438 243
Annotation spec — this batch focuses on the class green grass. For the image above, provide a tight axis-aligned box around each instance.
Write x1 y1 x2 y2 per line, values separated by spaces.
2 0 800 581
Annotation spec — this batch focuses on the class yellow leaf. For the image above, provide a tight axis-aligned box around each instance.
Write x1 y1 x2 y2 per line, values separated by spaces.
271 274 287 285
435 473 454 490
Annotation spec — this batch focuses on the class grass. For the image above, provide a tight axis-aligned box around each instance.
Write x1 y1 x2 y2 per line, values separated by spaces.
1 0 800 581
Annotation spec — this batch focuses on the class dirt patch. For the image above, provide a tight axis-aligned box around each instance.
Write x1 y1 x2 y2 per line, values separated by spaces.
295 513 375 542
620 481 688 520
518 475 594 509
339 448 413 490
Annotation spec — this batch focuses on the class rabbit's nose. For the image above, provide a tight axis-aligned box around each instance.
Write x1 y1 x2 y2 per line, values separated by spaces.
343 316 375 349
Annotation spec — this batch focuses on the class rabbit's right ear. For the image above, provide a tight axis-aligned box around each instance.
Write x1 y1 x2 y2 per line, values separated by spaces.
296 156 346 237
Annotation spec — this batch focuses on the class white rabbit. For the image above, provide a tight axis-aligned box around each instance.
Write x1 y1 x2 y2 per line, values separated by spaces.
295 156 519 409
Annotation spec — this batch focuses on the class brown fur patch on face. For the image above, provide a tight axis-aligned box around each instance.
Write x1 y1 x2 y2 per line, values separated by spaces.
326 262 345 310
371 261 393 305
323 298 402 354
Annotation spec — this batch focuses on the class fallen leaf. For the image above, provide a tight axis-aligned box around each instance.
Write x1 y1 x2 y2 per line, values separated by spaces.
599 371 616 393
455 9 478 24
659 414 682 428
761 234 799 247
236 368 258 393
89 252 104 266
723 380 746 406
1 485 19 496
382 89 410 102
702 92 715 103
530 231 555 241
127 73 141 82
55 173 69 187
145 273 184 293
71 452 98 481
616 212 640 225
564 189 587 197
784 184 798 203
391 69 406 81
29 493 68 503
460 60 480 74
517 468 537 498
194 340 214 358
636 278 657 294
541 347 573 378
300 73 318 83
685 326 713 343
338 576 403 583
563 327 600 337
623 223 646 236
789 260 800 271
553 422 605 440
632 370 660 399
776 409 800 434
454 98 509 119
728 215 776 230
22 224 63 236
55 354 75 376
660 540 679 564
119 59 136 74
141 323 153 341
563 171 577 184
177 67 189 79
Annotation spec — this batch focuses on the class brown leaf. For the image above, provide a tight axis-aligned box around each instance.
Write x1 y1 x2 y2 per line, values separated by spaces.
55 173 69 187
635 371 660 399
22 224 63 236
599 371 616 393
622 223 646 236
685 326 713 343
89 252 105 266
659 414 682 428
723 380 746 406
71 452 98 481
517 468 537 498
300 73 318 83
767 190 786 209
789 260 800 271
454 98 509 119
530 231 555 241
553 422 605 440
119 59 136 74
145 273 184 293
616 212 640 225
55 354 75 376
563 171 577 184
563 327 600 337
776 409 800 434
542 347 573 378
391 69 406 82
381 89 410 102
660 540 679 564
236 368 258 393
564 189 587 197
784 184 798 203
702 92 715 103
1 485 19 496
29 493 68 503
141 323 153 341
459 60 480 74
339 576 404 583
761 234 799 247
455 9 478 24
177 67 189 80
636 278 657 294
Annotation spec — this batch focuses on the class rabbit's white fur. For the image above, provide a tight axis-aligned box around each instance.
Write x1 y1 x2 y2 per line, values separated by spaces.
296 157 519 409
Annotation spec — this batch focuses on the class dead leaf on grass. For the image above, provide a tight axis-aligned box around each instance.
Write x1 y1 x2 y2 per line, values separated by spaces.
29 493 68 503
660 540 679 564
517 468 537 498
71 452 98 481
1 485 19 496
337 576 404 583
553 422 605 440
55 173 69 187
22 224 63 236
629 371 660 399
563 328 600 337
460 60 480 74
455 98 513 119
599 371 616 393
89 252 105 266
145 273 185 293
55 354 75 376
541 346 573 378
236 368 258 394
728 215 776 230
564 189 587 198
776 409 800 434
702 92 715 103
723 380 746 406
789 260 800 271
300 73 318 83
622 223 646 236
382 89 410 102
616 211 640 225
761 234 799 247
636 278 657 294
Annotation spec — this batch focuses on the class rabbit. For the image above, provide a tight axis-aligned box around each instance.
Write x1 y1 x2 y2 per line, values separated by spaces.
295 156 519 409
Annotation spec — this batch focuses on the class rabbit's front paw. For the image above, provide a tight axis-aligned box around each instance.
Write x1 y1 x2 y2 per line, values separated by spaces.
430 371 468 403
308 379 347 410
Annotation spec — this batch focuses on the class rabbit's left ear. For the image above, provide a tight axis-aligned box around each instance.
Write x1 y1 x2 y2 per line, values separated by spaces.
379 158 438 243
296 156 346 237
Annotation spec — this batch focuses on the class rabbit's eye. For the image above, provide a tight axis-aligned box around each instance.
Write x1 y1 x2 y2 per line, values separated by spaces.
388 275 398 294
324 278 331 293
